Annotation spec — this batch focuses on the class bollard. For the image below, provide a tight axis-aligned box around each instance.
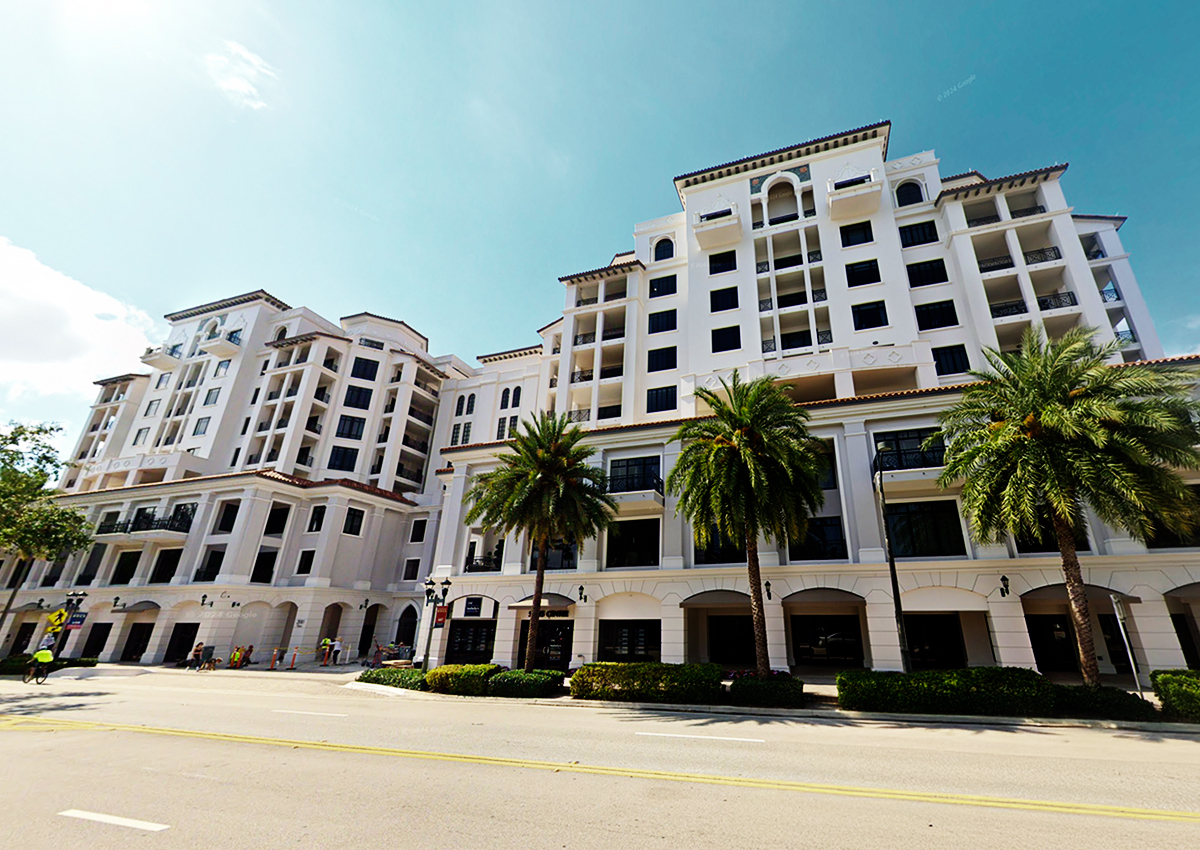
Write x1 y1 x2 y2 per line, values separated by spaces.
322 647 331 667
270 648 278 670
289 647 297 670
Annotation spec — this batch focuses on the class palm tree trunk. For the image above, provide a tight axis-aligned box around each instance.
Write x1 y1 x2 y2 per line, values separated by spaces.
525 538 549 674
744 533 771 678
1053 514 1101 687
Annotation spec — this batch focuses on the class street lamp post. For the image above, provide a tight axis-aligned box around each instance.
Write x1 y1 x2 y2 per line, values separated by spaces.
52 591 88 657
420 577 451 670
872 444 912 674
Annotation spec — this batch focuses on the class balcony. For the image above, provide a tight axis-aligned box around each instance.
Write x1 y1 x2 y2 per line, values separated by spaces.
570 370 594 384
604 290 627 302
606 472 664 511
816 329 833 345
140 345 181 371
826 171 881 220
762 338 777 353
1023 246 1062 265
756 261 770 275
1114 330 1137 345
776 291 807 310
549 376 558 388
197 330 240 358
1086 247 1107 261
601 326 626 341
1011 205 1046 219
305 419 322 434
322 358 339 373
775 253 804 271
692 202 742 250
574 332 596 346
402 436 429 454
314 389 331 404
598 365 623 380
566 410 590 423
408 407 435 426
989 299 1028 319
285 387 298 398
808 249 822 263
759 298 773 312
597 404 621 420
99 514 193 538
768 211 799 227
267 390 281 401
464 557 502 573
1100 287 1121 303
811 289 828 302
575 296 598 307
967 215 1002 228
876 446 945 471
296 452 312 467
978 255 1015 273
414 380 439 397
396 464 422 482
1037 291 1078 311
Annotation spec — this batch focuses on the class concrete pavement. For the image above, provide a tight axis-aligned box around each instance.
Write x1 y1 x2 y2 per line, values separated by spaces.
1 667 1199 848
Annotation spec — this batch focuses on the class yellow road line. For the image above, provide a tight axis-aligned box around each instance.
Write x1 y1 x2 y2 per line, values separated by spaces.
3 714 1198 823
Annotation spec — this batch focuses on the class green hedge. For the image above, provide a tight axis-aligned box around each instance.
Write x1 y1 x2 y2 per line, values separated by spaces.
488 670 560 698
728 674 806 708
425 664 502 696
356 667 428 691
1051 684 1159 722
0 655 99 676
570 662 724 704
1152 672 1200 722
837 667 1058 717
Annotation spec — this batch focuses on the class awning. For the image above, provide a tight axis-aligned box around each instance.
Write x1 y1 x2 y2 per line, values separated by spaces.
509 593 575 610
114 601 161 613
11 603 45 613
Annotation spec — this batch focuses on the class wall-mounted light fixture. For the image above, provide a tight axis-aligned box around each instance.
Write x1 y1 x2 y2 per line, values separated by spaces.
764 581 772 601
999 575 1010 598
578 585 588 603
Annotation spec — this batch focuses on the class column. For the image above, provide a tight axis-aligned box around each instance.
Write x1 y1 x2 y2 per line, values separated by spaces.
661 441 685 569
660 596 685 664
572 597 597 666
765 601 788 670
1125 589 1188 672
490 604 520 668
842 423 884 563
985 595 1037 668
285 597 330 660
175 493 216 584
432 467 471 573
864 590 903 671
140 609 179 664
218 489 272 584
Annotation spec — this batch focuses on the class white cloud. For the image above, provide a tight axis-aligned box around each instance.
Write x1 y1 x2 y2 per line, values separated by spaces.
0 238 160 410
204 40 277 110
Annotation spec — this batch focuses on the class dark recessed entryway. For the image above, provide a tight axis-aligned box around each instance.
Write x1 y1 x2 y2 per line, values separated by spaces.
790 614 864 666
518 618 575 671
444 619 497 665
903 613 966 669
120 622 155 662
80 622 113 659
163 622 200 664
598 619 661 663
707 614 755 669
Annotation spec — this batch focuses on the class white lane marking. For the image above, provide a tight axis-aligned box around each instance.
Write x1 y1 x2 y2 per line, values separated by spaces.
635 732 765 743
58 810 170 832
271 709 348 717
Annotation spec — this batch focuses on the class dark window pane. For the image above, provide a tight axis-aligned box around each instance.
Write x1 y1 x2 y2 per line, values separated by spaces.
899 221 938 248
906 258 950 287
654 239 674 261
646 386 676 413
343 507 365 535
709 251 737 274
350 357 379 381
694 529 746 564
896 182 924 207
788 517 849 560
647 347 677 372
914 300 959 330
846 259 881 287
250 549 278 583
606 518 661 568
344 386 373 409
851 301 888 330
840 221 874 247
336 415 366 439
410 519 427 543
932 345 970 375
215 501 240 533
328 446 359 471
711 325 741 352
264 504 290 536
648 309 677 333
307 505 326 533
649 274 677 298
297 550 315 575
874 429 945 470
710 287 739 312
885 501 966 557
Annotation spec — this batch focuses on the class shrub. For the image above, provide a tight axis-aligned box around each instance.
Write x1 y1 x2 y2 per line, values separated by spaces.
357 667 428 691
1051 684 1159 722
570 662 725 704
836 667 1057 717
0 655 99 676
425 663 502 696
488 670 559 698
530 669 566 686
728 673 806 708
1153 673 1200 723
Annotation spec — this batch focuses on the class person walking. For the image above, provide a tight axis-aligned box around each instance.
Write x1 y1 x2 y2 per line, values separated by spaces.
332 636 343 665
229 646 242 669
241 645 254 667
190 642 204 670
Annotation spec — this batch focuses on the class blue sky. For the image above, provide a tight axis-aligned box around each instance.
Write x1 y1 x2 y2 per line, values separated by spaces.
1 0 1198 447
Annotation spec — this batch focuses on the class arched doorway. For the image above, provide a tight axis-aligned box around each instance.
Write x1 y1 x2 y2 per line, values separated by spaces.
594 592 662 663
268 602 299 657
357 603 388 657
782 588 866 670
395 606 418 649
163 601 202 665
445 596 500 665
900 586 992 670
1020 584 1139 675
681 590 754 669
514 593 575 671
318 603 347 650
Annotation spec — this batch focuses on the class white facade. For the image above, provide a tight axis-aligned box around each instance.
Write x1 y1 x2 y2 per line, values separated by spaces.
4 122 1198 676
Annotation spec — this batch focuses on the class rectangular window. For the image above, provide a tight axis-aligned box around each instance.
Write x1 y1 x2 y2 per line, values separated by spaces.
307 505 326 532
606 518 661 568
148 549 183 584
461 423 472 444
648 309 677 333
711 326 741 352
906 258 950 287
194 548 225 582
845 259 881 287
336 415 366 439
509 415 518 435
250 388 259 405
250 549 278 584
852 301 888 330
451 424 461 446
343 507 365 536
132 427 149 446
780 329 812 350
230 448 240 466
344 386 373 409
328 446 359 471
875 429 945 470
647 347 677 372
155 373 171 389
214 359 231 377
264 504 290 536
609 457 662 491
788 516 849 560
914 300 959 330
296 550 315 575
649 274 677 298
403 558 421 581
708 251 737 275
203 388 220 405
694 528 746 564
241 417 250 436
109 550 141 586
144 399 160 417
497 418 506 440
192 417 210 436
710 286 739 312
410 519 427 543
884 501 967 557
840 221 874 247
646 386 677 413
932 345 970 375
351 357 380 381
899 220 939 248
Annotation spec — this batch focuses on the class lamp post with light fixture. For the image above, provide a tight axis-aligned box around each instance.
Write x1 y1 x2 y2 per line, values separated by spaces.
421 577 451 669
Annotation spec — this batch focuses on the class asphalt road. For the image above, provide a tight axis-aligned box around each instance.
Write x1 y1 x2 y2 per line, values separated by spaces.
1 666 1198 849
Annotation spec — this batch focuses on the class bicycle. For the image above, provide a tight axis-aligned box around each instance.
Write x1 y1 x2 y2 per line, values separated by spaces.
22 663 49 685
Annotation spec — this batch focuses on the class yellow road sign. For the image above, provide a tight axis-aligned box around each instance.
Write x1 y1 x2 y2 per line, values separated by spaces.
46 609 68 627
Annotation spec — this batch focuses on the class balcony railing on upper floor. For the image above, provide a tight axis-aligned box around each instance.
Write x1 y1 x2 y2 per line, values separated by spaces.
808 250 823 263
601 326 625 341
1011 205 1046 219
756 261 770 274
464 557 502 573
598 365 623 379
567 410 590 423
875 445 946 471
408 407 435 426
606 473 664 495
314 389 331 404
768 212 799 226
414 380 439 397
97 514 193 535
1100 287 1121 303
762 338 777 353
1114 330 1137 345
396 464 421 481
570 370 594 384
402 436 429 453
1023 246 1062 265
759 298 773 312
816 329 833 345
576 297 598 307
978 255 1016 272
989 299 1028 318
1037 291 1078 311
775 254 804 270
597 404 621 420
604 290 627 302
967 214 1002 228
812 289 828 302
574 332 596 346
1086 247 1107 260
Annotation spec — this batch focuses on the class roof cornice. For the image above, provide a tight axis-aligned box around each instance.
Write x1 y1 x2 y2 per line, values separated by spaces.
935 164 1067 205
93 373 150 386
558 259 645 285
164 290 291 322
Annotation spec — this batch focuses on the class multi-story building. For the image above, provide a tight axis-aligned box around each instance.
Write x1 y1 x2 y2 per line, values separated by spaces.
4 121 1198 676
422 121 1199 677
1 292 468 664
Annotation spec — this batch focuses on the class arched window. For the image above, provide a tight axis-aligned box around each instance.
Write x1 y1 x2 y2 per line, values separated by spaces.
511 386 521 408
455 396 465 416
896 182 924 207
274 327 288 342
654 238 674 261
465 393 475 415
500 388 510 409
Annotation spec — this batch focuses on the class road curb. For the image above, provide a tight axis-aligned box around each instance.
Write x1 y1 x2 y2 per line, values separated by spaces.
341 681 1200 733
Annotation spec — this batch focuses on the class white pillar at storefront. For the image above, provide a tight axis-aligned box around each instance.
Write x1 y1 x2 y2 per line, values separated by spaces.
765 600 788 670
491 603 520 668
864 590 903 671
573 596 597 666
985 594 1038 668
660 594 685 664
1125 588 1187 671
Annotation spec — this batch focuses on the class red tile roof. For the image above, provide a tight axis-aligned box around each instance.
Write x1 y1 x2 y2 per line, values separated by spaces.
558 259 645 285
935 164 1067 204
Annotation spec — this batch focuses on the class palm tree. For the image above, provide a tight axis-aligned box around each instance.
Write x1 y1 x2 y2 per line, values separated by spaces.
464 412 616 673
934 326 1200 686
666 371 827 677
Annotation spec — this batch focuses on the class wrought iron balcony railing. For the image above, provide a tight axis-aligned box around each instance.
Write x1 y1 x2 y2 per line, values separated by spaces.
979 255 1015 272
1010 205 1046 218
989 299 1028 318
607 473 664 494
1023 246 1062 265
1037 291 1078 311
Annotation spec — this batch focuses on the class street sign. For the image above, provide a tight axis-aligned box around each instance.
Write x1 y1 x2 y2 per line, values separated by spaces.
433 605 448 628
66 611 88 630
46 609 68 628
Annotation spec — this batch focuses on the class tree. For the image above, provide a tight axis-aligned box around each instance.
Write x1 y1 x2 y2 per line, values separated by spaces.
666 371 827 677
464 413 616 673
934 327 1200 686
0 423 94 643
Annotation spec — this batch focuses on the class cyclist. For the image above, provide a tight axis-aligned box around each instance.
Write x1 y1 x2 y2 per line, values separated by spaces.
24 647 54 684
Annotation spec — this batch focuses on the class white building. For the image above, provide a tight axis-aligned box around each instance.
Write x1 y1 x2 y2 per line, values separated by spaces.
4 121 1199 676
